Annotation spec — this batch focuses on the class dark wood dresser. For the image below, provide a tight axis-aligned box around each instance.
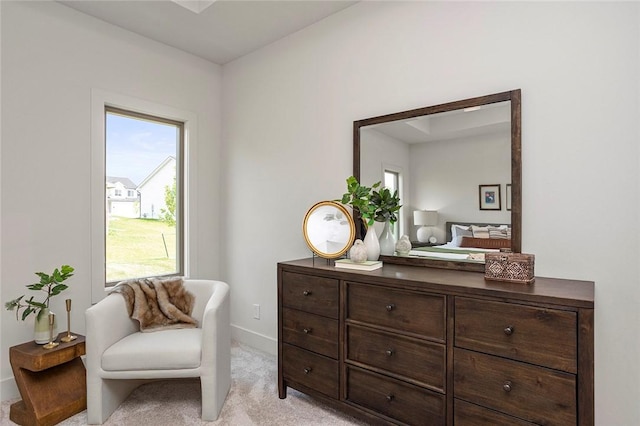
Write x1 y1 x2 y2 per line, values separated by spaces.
277 258 594 426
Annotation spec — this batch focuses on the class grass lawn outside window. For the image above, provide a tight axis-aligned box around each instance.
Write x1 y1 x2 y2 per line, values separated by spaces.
106 217 177 283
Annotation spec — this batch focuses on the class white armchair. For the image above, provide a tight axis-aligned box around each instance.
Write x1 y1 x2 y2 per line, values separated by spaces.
85 279 230 424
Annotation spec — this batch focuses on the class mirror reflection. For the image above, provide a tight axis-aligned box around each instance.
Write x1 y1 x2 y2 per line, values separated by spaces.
303 201 355 259
354 90 521 270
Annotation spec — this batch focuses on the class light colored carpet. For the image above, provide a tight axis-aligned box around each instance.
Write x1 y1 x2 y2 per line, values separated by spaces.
1 342 366 425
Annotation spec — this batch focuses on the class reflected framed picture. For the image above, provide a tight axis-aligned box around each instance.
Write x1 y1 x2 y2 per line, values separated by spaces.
506 184 512 211
479 184 501 210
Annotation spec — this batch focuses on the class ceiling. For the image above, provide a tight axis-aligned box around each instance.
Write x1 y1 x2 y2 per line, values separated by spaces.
366 101 511 144
58 0 358 65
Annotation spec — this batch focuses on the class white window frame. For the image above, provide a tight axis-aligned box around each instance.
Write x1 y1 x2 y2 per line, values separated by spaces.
91 90 198 303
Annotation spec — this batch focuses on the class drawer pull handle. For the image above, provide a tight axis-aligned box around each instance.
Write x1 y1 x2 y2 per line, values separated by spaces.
386 394 394 402
385 304 395 312
385 349 394 357
302 290 312 296
503 326 515 336
303 328 312 334
503 381 512 392
303 367 312 374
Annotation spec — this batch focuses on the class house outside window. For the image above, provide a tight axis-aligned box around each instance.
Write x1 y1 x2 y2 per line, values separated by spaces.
104 107 184 284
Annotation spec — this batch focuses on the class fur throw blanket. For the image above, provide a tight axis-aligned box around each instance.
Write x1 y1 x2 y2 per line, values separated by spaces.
110 277 197 332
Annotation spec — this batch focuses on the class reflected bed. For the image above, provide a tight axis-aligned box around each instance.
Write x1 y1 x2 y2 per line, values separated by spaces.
408 221 511 263
409 245 498 262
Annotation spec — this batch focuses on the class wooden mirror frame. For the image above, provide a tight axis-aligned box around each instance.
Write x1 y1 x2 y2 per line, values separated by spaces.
353 89 521 271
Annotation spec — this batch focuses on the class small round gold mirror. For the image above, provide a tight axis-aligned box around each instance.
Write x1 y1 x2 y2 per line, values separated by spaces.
303 201 355 259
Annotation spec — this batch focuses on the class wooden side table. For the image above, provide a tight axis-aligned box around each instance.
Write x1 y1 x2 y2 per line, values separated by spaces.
9 333 86 426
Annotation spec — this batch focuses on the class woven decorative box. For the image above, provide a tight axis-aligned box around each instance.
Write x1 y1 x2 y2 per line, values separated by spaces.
485 253 535 284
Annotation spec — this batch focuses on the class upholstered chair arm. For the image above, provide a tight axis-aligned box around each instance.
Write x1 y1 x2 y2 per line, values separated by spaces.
85 294 138 372
199 281 230 370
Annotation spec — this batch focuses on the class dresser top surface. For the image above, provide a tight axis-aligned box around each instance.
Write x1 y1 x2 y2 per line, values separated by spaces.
279 258 594 309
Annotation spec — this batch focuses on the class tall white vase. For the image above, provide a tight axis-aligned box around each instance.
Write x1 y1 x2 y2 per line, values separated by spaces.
363 226 380 261
378 221 397 256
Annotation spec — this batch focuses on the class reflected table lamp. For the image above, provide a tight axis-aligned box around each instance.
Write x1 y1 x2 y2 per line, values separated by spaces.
414 210 438 243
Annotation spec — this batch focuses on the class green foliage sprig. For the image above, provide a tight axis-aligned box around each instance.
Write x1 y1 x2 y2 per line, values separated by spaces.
5 265 75 321
160 174 176 227
370 186 402 224
339 176 401 226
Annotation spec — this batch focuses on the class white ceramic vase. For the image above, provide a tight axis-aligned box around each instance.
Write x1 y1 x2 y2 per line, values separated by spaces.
363 226 380 261
378 221 396 256
34 308 57 345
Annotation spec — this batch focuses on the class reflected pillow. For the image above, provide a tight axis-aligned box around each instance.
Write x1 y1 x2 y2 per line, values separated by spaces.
451 224 470 237
471 225 490 239
451 224 472 247
488 226 509 239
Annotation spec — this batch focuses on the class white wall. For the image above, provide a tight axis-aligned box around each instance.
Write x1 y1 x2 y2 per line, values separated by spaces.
411 132 511 242
360 128 411 237
222 2 639 424
0 0 3 405
0 1 222 399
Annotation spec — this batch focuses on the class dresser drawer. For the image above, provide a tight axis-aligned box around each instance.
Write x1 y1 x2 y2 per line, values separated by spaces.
454 348 576 425
282 343 339 399
281 271 339 318
347 366 445 425
347 282 445 341
346 325 445 392
455 297 577 373
282 308 338 359
454 399 536 426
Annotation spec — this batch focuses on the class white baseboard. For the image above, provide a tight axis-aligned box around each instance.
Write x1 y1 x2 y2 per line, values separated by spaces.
231 324 277 356
1 376 19 402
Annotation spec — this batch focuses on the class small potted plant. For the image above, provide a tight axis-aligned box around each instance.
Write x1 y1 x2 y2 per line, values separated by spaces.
339 176 401 258
5 265 75 343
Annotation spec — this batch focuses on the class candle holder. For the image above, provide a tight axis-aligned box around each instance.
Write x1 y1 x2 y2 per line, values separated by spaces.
60 299 77 343
43 313 59 350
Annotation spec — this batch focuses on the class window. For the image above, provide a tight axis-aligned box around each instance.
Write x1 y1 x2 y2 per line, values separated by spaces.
104 107 184 284
92 90 197 303
384 169 401 239
384 170 399 195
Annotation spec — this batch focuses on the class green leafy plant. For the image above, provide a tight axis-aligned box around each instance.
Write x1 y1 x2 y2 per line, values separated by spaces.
370 186 402 224
5 265 75 321
339 176 401 226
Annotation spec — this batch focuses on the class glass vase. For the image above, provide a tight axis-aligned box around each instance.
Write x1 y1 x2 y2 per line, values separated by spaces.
34 308 57 345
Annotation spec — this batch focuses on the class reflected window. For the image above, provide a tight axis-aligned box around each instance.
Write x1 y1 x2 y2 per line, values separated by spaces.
384 169 401 239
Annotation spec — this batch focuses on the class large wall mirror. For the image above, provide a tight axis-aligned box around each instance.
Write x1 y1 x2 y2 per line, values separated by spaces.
354 90 521 271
